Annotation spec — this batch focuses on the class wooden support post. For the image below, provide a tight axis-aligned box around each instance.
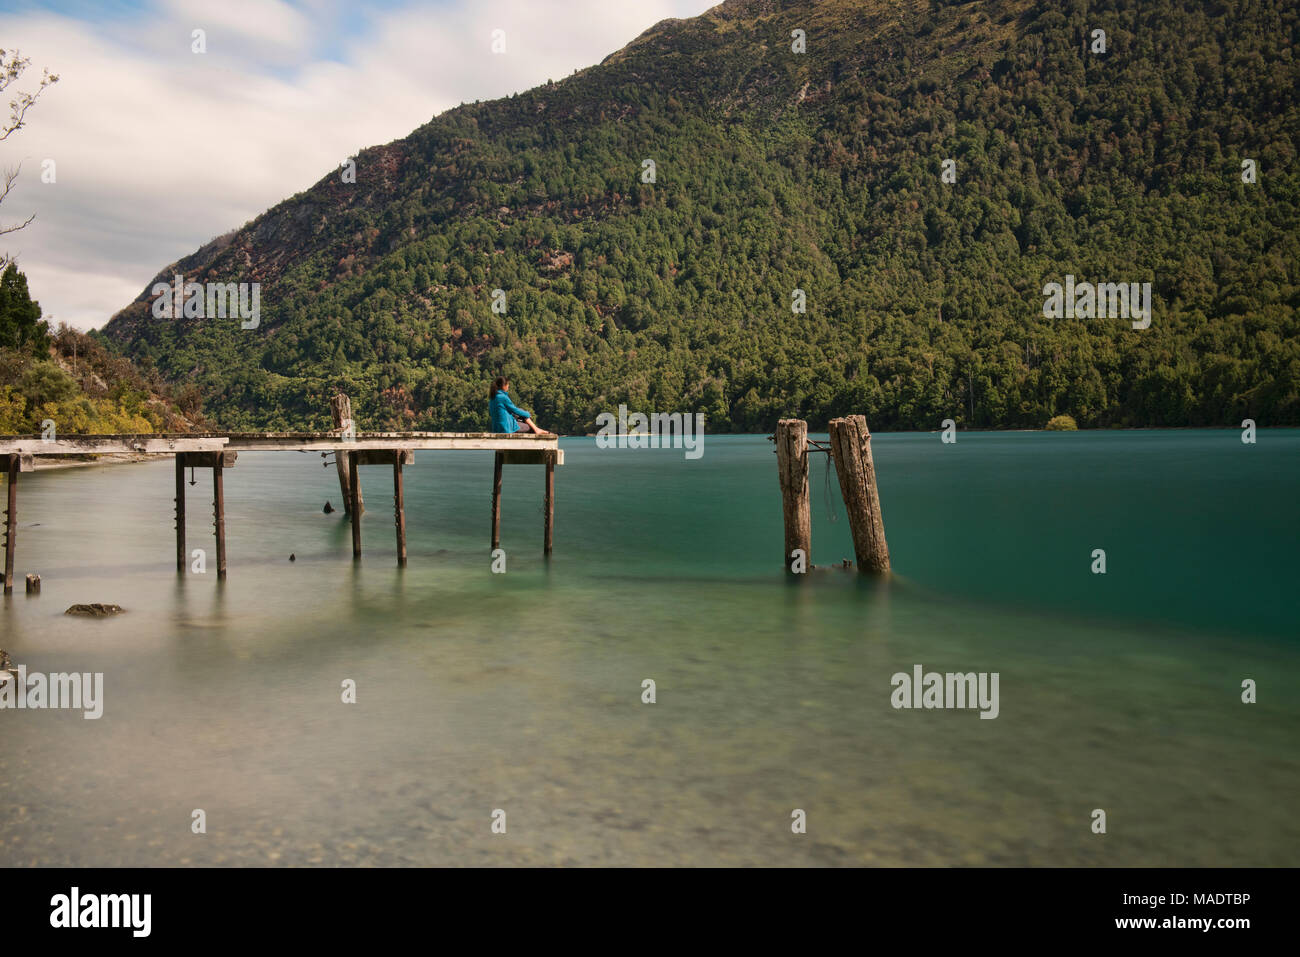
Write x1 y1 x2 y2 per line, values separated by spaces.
393 454 407 567
543 449 555 556
349 451 362 558
331 393 362 515
3 454 17 595
213 464 228 580
491 451 503 550
175 453 187 573
828 415 890 574
776 419 811 572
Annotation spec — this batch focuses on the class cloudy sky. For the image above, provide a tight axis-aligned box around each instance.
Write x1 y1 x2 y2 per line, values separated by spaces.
0 0 716 329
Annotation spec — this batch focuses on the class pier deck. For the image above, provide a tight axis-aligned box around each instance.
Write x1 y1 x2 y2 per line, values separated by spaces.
0 432 562 592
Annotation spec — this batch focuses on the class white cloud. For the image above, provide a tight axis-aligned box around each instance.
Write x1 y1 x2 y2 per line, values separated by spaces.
0 0 714 330
161 0 318 63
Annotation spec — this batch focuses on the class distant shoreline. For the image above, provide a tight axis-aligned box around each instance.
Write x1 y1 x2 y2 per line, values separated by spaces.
25 453 153 472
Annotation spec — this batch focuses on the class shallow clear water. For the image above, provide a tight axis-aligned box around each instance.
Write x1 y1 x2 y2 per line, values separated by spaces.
2 430 1297 866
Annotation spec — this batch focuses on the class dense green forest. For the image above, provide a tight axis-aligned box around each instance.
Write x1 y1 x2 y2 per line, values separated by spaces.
103 0 1300 432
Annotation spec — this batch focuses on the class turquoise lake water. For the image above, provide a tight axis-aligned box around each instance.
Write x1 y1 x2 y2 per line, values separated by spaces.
1 430 1297 865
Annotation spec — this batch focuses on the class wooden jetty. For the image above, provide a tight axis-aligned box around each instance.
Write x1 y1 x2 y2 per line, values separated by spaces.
0 430 562 592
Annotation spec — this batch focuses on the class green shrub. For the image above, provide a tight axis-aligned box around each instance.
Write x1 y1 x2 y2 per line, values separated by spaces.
19 362 78 407
1045 415 1078 431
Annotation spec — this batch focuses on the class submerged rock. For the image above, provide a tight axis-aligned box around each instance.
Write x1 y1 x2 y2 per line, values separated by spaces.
64 603 125 617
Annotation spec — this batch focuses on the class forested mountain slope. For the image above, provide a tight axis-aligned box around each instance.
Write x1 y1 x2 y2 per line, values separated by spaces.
102 0 1300 431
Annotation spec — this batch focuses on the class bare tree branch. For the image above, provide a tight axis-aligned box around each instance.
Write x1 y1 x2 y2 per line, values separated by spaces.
0 163 35 234
0 49 58 254
1 161 24 204
0 214 36 237
1 49 59 142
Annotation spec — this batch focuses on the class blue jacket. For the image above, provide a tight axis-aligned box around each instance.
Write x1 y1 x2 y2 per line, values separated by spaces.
490 390 531 433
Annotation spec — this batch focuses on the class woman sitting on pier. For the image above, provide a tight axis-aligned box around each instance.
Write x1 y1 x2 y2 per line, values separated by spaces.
489 377 551 435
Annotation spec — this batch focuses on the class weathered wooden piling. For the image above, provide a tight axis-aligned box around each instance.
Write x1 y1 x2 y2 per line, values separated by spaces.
331 393 362 516
543 448 556 556
213 461 228 579
4 454 18 595
491 451 503 550
348 451 362 558
175 454 187 572
775 419 811 571
828 415 890 574
174 451 236 578
25 573 39 594
348 449 412 564
392 453 408 566
490 447 563 554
